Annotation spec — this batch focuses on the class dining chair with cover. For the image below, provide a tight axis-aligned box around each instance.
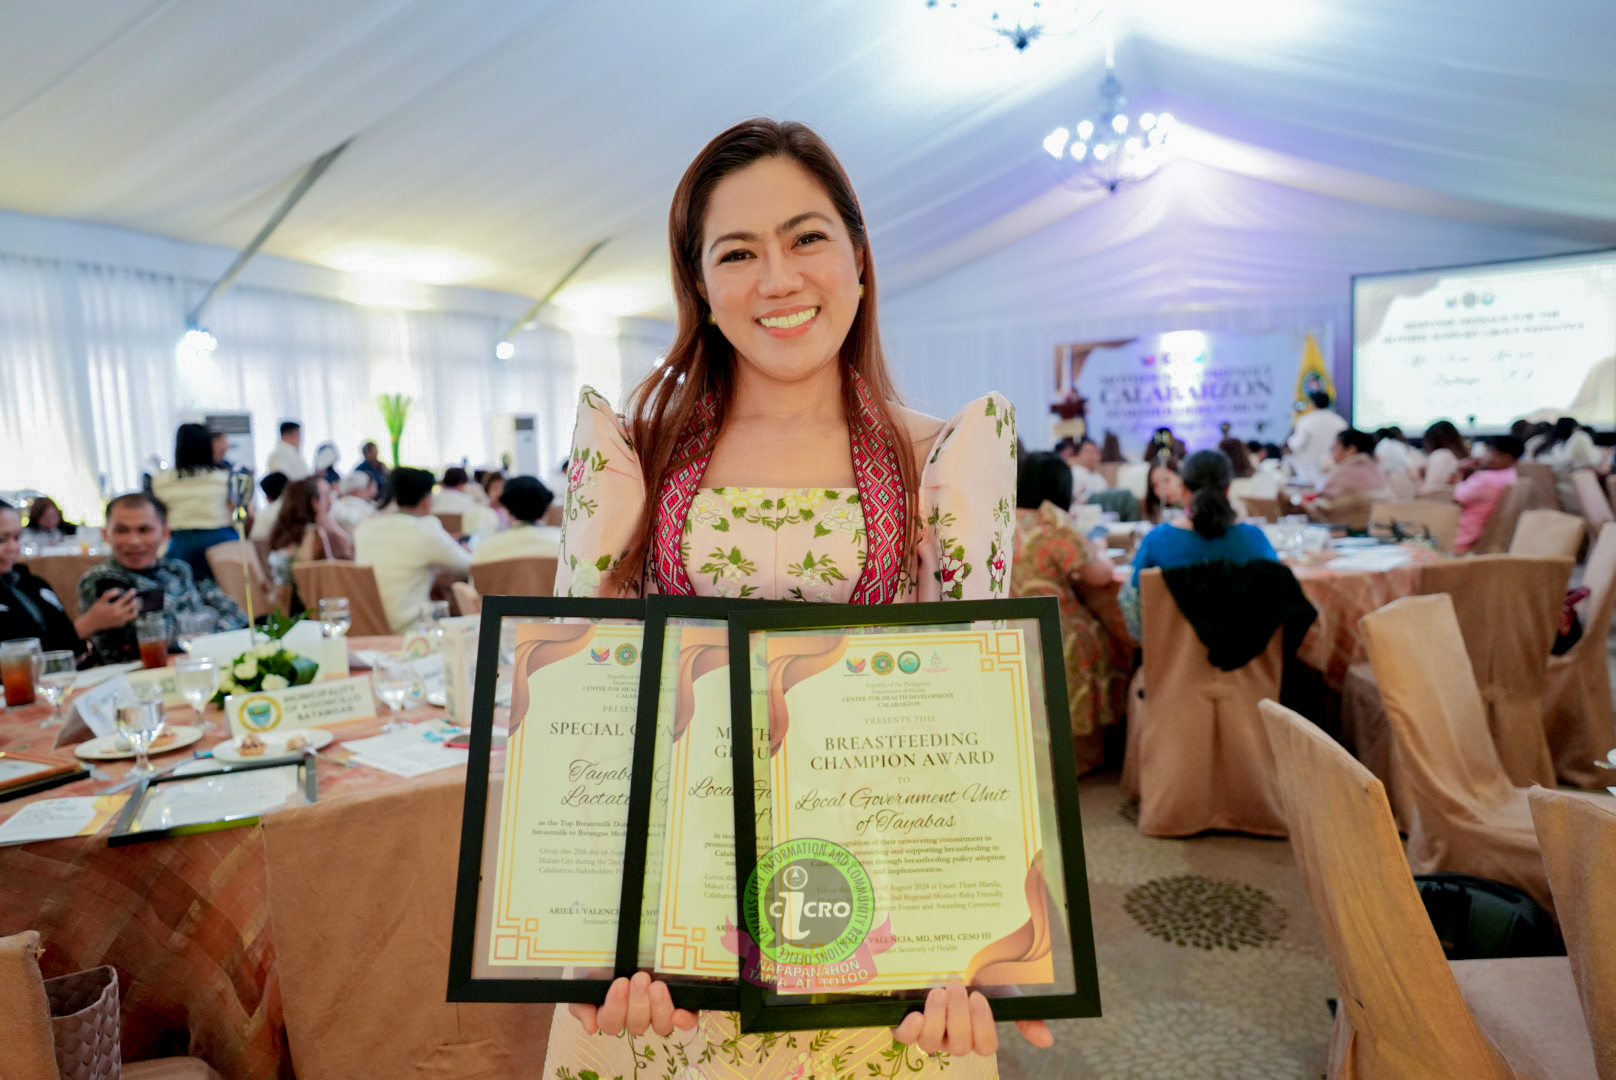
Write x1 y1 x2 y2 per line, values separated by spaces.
1120 568 1286 837
1368 499 1461 554
433 512 464 537
1513 461 1559 512
1541 524 1616 788
289 561 391 637
1242 495 1281 522
262 772 552 1080
0 930 223 1080
1385 469 1418 499
1508 509 1585 560
21 554 100 621
1257 701 1597 1080
1572 468 1615 532
450 580 482 616
470 556 558 598
1359 592 1616 914
205 541 274 619
1527 788 1616 1080
1467 481 1532 555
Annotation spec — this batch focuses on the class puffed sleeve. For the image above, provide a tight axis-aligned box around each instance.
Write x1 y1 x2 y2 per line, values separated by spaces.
916 392 1017 601
554 387 646 597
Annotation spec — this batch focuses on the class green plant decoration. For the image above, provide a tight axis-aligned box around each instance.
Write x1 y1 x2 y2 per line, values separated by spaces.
378 393 412 468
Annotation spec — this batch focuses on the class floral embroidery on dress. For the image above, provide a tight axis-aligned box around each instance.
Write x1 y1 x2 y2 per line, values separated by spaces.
696 545 759 597
567 448 610 521
813 494 865 539
711 486 851 532
787 551 848 602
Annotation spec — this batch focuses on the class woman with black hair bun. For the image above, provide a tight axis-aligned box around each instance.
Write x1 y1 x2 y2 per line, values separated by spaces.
1120 450 1278 637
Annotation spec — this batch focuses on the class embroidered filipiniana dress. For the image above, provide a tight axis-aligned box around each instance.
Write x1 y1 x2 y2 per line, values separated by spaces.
547 377 1018 1080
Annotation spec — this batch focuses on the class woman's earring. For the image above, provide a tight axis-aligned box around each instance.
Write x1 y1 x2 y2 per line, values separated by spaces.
706 311 717 325
858 284 865 298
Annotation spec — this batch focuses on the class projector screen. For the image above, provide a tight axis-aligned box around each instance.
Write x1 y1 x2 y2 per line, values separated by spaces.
1353 249 1616 433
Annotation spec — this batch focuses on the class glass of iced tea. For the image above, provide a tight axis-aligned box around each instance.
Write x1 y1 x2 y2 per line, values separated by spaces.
135 613 170 670
0 637 41 707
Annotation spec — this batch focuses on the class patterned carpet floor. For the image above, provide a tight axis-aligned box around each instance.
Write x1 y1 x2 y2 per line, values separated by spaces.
998 773 1336 1080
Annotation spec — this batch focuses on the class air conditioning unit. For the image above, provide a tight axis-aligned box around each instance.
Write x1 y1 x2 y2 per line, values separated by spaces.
490 413 540 477
202 413 256 476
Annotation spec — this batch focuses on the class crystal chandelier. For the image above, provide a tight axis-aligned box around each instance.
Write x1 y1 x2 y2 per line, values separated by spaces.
925 0 1103 51
1042 47 1173 193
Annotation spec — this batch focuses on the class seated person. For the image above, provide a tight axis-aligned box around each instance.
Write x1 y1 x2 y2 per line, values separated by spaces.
1123 450 1279 638
249 472 289 542
22 496 76 547
474 477 561 563
1010 453 1124 773
1141 457 1187 524
353 467 474 632
1302 428 1392 527
1419 420 1469 495
1056 436 1108 508
266 479 350 611
77 493 247 663
1220 437 1279 515
331 470 379 535
430 467 498 537
1453 435 1524 554
0 501 140 660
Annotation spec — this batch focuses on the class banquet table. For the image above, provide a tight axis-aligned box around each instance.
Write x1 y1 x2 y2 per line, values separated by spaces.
0 636 442 1079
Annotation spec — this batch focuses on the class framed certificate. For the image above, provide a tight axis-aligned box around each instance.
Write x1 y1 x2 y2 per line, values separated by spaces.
108 757 315 846
448 596 647 1003
726 598 1100 1032
0 749 87 803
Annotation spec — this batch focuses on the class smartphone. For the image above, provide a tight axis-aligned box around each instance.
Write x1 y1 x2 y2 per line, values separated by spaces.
95 581 166 613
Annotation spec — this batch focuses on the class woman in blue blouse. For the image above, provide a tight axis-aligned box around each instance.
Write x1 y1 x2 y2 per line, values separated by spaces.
1123 449 1278 637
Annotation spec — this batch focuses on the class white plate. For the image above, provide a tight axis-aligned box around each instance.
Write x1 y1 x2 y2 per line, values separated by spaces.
75 725 205 761
212 728 334 765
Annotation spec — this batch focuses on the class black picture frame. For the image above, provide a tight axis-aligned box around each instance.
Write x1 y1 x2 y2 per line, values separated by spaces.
725 597 1101 1033
0 750 88 803
447 594 648 1004
107 755 316 846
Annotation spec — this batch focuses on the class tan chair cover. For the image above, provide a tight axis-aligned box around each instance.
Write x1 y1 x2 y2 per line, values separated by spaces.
1258 702 1520 1080
22 554 100 621
289 560 391 636
1468 480 1531 555
470 556 558 598
1361 594 1565 911
262 773 552 1080
434 512 464 536
1369 499 1461 554
450 580 482 616
206 540 273 618
1098 462 1121 488
1509 509 1585 559
1242 495 1280 522
1573 468 1615 531
1514 461 1559 511
541 503 563 527
1121 569 1286 837
1418 555 1570 787
1543 524 1616 788
0 930 58 1080
1529 789 1616 1079
1386 469 1418 499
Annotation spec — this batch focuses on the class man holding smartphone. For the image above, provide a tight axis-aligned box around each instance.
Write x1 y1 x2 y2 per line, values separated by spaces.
77 493 247 664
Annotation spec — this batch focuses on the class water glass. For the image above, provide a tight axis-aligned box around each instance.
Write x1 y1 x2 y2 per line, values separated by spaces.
135 612 169 670
176 610 215 653
1 637 42 707
34 650 76 727
319 597 352 639
373 657 424 733
175 656 220 731
116 691 168 776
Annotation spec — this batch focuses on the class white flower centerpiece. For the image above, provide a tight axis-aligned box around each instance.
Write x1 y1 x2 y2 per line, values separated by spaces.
209 611 320 705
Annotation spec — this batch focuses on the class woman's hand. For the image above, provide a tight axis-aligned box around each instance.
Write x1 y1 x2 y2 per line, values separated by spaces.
74 588 141 638
568 971 698 1038
892 981 1054 1057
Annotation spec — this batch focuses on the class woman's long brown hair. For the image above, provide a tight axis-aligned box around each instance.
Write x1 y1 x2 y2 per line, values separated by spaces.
606 119 918 593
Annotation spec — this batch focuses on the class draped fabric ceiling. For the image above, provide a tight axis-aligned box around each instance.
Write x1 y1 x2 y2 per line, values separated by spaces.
2 0 1615 421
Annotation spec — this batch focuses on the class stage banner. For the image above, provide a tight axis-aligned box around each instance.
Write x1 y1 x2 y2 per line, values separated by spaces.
1065 327 1331 457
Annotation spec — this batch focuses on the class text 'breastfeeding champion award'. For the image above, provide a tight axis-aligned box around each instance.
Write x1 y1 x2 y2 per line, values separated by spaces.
726 598 1100 1032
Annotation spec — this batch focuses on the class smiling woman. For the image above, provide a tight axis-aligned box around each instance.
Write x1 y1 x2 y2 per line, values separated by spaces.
546 119 1040 1077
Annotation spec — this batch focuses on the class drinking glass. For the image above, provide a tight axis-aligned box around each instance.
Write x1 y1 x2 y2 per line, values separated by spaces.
116 692 168 777
176 610 215 654
34 650 76 727
1 637 42 708
374 658 424 733
319 597 352 639
135 612 170 670
175 656 221 732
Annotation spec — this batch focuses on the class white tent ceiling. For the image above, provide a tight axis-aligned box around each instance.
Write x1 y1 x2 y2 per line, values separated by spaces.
2 0 1614 322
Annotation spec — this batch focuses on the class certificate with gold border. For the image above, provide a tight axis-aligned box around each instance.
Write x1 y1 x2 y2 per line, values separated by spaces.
726 598 1100 1033
449 596 648 1003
